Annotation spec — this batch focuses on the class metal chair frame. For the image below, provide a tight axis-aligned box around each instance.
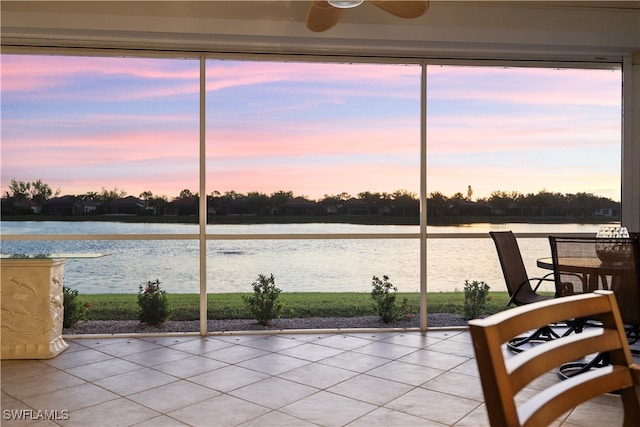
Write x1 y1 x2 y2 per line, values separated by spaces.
548 236 640 378
490 231 561 352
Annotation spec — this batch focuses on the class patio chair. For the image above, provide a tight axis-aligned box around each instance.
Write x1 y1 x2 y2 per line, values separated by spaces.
549 236 640 376
489 231 558 352
469 291 640 427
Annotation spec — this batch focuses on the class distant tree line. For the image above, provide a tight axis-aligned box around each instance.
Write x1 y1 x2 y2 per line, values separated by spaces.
427 189 620 219
1 179 620 220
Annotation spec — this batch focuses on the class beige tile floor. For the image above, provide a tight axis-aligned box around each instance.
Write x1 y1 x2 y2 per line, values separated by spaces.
1 328 634 427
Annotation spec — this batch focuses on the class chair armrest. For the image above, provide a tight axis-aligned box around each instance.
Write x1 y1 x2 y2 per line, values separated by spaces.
530 272 555 292
507 275 555 306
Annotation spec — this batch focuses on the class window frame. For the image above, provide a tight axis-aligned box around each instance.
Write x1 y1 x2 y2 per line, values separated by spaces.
1 48 625 334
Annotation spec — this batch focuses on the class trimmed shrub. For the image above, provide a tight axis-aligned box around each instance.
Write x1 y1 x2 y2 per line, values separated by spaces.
63 286 88 328
370 275 411 323
463 280 490 319
243 274 283 326
138 279 172 325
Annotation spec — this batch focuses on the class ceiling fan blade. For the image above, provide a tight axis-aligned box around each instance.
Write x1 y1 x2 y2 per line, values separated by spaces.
306 0 347 32
370 1 429 19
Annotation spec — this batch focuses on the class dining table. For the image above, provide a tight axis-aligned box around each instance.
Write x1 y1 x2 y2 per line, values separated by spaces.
536 256 628 293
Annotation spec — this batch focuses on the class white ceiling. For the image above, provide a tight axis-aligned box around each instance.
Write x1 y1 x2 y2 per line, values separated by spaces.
2 1 639 61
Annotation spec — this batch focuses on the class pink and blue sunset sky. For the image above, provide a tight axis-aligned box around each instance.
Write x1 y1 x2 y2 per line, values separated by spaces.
1 55 622 201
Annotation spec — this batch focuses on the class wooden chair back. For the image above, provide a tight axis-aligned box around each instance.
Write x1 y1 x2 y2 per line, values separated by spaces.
469 291 640 427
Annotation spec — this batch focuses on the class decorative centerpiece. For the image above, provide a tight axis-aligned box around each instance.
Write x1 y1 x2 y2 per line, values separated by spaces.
596 226 631 264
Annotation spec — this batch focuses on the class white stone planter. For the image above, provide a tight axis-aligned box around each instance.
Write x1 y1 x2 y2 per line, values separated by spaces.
1 258 69 359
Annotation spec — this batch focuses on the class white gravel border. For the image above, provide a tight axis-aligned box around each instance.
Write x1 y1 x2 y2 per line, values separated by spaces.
63 313 467 335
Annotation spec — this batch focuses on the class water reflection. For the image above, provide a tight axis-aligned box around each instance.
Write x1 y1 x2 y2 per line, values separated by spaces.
1 221 604 294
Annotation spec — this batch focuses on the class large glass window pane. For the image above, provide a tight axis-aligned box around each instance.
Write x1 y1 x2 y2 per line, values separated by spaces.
426 65 622 293
1 55 200 228
204 60 421 306
426 65 621 202
1 54 202 334
205 60 421 229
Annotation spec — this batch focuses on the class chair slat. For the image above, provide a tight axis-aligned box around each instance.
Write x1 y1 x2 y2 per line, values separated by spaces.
507 328 623 392
521 366 634 427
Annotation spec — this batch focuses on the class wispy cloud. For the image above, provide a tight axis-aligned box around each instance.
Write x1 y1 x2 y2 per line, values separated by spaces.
428 66 620 106
1 56 621 200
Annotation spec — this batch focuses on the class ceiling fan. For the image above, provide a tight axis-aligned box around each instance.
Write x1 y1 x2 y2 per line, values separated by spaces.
306 0 429 32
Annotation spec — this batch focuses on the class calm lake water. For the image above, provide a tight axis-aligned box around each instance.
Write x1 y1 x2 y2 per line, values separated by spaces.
1 221 606 294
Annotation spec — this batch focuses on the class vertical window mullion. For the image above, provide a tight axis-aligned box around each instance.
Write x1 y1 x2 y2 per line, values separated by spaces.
199 56 207 335
420 62 428 331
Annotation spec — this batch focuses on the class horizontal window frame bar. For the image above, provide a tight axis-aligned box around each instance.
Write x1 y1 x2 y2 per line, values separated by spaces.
2 46 622 71
0 232 592 241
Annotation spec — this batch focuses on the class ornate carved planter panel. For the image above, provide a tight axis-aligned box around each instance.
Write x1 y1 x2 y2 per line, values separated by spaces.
1 259 69 359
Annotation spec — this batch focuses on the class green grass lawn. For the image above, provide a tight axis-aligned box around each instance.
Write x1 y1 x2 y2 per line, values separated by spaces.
76 291 540 321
